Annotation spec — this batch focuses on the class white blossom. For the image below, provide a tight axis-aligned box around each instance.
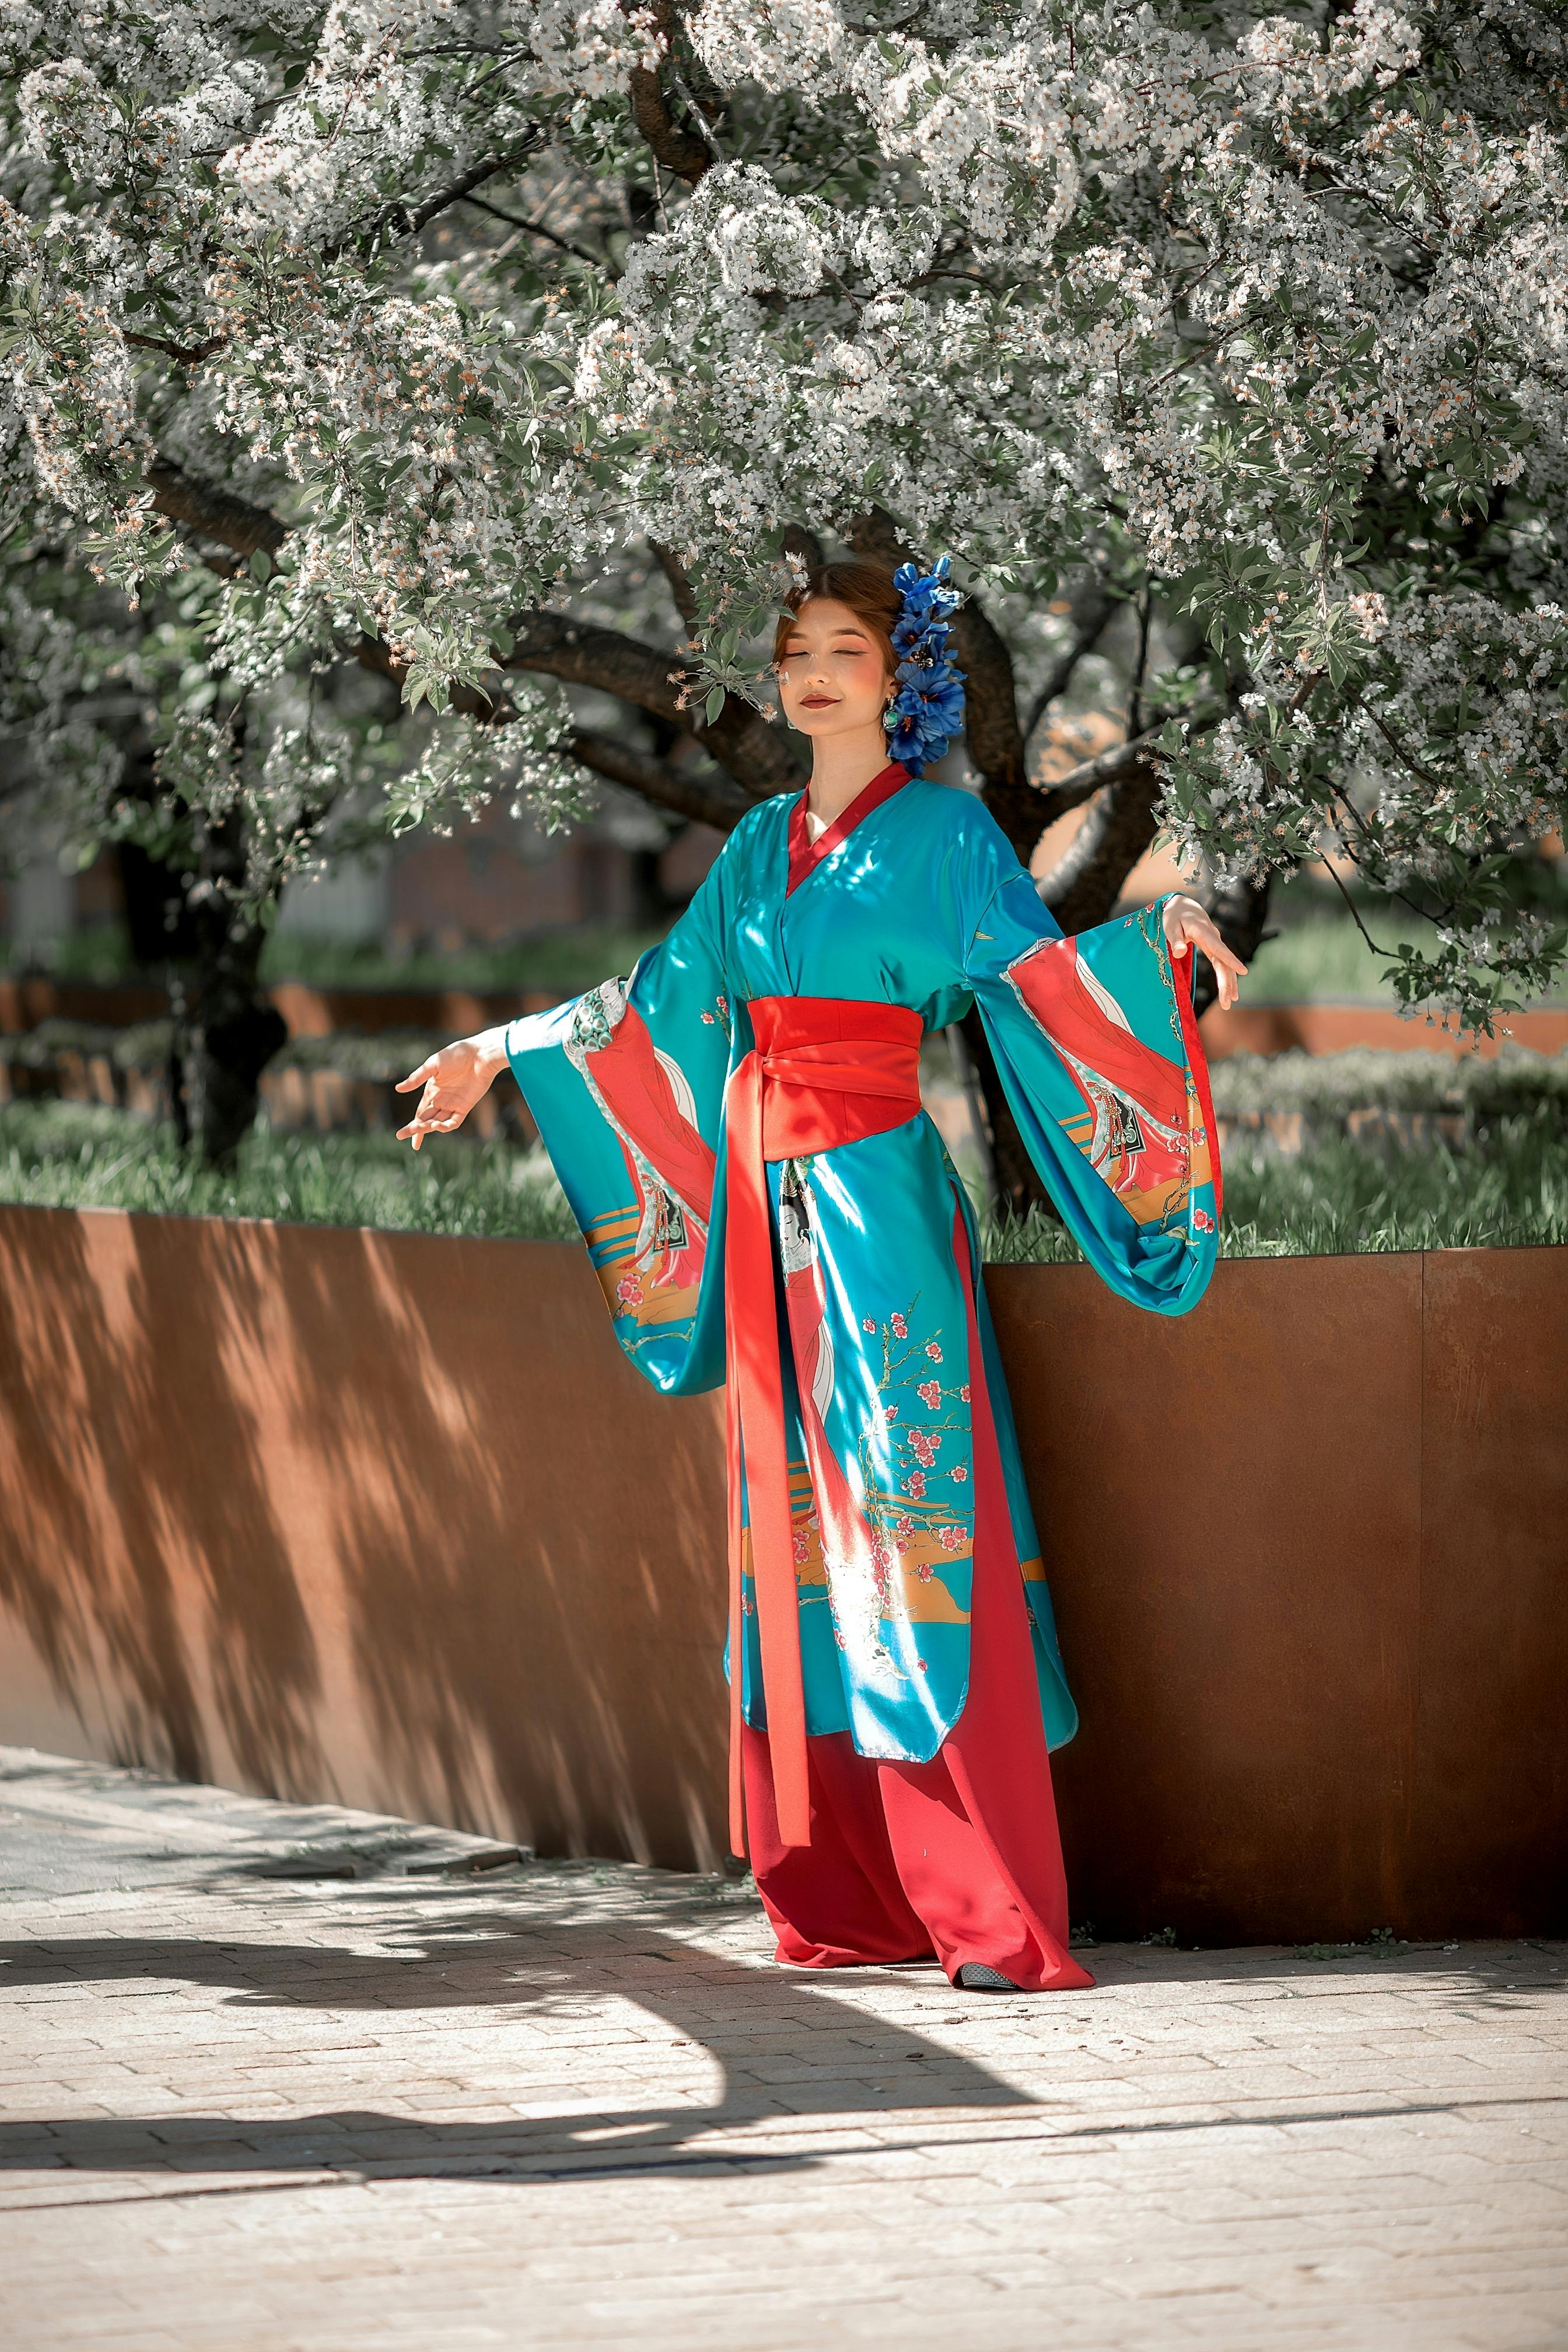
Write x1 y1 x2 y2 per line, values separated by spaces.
0 0 1561 1028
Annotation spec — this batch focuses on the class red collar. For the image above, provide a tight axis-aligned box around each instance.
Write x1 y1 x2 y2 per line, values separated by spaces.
785 762 911 897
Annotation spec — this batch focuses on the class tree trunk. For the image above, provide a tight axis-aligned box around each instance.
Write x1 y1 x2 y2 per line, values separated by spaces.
110 736 289 1165
177 807 288 1168
121 832 284 1163
180 905 286 1168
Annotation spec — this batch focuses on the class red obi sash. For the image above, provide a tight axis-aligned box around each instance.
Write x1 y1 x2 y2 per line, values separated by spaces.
724 996 925 1854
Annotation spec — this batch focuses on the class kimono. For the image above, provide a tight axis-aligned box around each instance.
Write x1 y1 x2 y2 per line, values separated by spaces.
508 762 1220 1988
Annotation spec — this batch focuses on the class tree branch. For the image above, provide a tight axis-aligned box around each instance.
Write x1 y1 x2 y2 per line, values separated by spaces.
951 596 1034 846
1021 581 1118 743
1032 702 1233 915
125 331 227 368
355 628 761 826
1030 723 1167 827
326 136 550 259
649 539 700 631
142 466 795 804
1126 584 1153 739
1037 748 1165 933
667 67 730 165
505 610 801 795
460 194 615 275
567 730 757 830
628 67 710 183
1345 685 1446 792
146 459 289 558
1322 846 1394 958
626 5 711 186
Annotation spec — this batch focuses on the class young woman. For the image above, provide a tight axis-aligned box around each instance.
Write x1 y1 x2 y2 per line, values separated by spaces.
397 559 1246 1994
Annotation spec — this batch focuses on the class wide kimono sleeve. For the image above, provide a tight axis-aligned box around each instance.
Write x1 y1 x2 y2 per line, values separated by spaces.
963 855 1222 1315
504 850 736 1394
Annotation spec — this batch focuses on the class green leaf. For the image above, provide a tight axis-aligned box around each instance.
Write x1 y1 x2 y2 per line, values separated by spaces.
249 548 272 583
704 684 726 727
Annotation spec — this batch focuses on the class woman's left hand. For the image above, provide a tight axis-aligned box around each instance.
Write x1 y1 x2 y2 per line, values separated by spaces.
1162 894 1249 1012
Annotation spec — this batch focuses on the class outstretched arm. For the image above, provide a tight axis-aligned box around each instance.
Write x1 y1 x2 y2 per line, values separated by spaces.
961 858 1226 1312
394 1024 512 1149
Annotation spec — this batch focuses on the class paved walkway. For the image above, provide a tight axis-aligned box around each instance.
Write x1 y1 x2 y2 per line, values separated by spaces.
1 1746 1564 2352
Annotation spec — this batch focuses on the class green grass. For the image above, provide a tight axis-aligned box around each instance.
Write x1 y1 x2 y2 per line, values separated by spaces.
984 1109 1568 1261
0 1103 577 1240
4 1099 1563 1258
1209 1045 1568 1121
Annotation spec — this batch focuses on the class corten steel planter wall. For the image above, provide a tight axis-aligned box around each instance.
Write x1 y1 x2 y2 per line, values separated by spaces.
0 1203 1562 1943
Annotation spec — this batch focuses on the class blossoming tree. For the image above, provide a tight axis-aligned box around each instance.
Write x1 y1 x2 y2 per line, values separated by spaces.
1 0 1564 1166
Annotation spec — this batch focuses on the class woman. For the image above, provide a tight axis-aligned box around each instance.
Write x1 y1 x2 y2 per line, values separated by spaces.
396 558 1246 1994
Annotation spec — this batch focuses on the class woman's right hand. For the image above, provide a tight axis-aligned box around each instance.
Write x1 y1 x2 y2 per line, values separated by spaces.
394 1028 508 1150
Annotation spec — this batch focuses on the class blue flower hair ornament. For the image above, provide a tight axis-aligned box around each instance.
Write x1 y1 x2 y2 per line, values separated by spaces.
884 555 966 775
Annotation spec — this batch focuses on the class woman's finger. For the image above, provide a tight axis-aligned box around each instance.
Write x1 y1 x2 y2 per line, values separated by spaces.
398 1087 443 1145
1183 922 1249 977
394 1058 437 1094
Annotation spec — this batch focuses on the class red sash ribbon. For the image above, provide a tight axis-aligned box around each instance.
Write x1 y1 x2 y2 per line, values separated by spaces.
724 996 925 1855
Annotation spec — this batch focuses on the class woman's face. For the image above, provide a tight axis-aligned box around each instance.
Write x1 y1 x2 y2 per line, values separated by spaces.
775 598 893 741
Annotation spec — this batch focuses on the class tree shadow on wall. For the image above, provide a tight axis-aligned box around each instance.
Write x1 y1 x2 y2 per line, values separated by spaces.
0 1207 732 1867
0 1206 328 1794
247 1220 734 1868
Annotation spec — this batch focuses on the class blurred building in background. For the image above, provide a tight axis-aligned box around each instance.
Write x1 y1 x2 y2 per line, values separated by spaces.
0 790 732 965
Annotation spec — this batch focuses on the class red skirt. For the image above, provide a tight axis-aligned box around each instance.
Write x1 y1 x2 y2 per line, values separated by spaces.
741 1213 1094 1995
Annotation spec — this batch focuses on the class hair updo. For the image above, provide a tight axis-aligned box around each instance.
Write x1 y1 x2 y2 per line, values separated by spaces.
772 559 901 684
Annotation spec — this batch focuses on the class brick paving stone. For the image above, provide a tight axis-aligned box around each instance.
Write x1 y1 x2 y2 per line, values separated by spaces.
1 1745 1566 2352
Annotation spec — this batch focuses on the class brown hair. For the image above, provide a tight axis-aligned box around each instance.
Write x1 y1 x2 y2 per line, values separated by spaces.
772 559 900 683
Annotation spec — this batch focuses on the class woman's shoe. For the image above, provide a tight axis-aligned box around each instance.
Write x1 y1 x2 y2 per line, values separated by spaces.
956 1961 1019 1992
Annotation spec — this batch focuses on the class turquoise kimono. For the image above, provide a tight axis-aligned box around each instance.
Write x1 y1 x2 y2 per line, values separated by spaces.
508 770 1219 1772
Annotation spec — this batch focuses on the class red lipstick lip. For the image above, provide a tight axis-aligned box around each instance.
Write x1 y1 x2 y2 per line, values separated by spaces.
800 695 836 708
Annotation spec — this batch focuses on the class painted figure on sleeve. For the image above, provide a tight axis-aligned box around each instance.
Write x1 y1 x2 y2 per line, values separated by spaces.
397 556 1247 1995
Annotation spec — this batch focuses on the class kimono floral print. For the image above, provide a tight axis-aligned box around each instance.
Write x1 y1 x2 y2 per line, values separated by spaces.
506 766 1221 1856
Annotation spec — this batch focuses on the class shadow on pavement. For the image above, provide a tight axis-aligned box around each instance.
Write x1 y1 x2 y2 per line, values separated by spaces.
0 1898 1038 2181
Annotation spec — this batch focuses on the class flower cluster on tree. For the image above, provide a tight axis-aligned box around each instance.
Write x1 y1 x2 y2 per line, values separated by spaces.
1 0 1564 1156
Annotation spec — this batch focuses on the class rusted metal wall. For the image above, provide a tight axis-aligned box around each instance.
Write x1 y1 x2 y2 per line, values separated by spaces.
0 1206 1562 1940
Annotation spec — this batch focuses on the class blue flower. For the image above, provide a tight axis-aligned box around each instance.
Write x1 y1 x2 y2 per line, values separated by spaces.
883 557 965 774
